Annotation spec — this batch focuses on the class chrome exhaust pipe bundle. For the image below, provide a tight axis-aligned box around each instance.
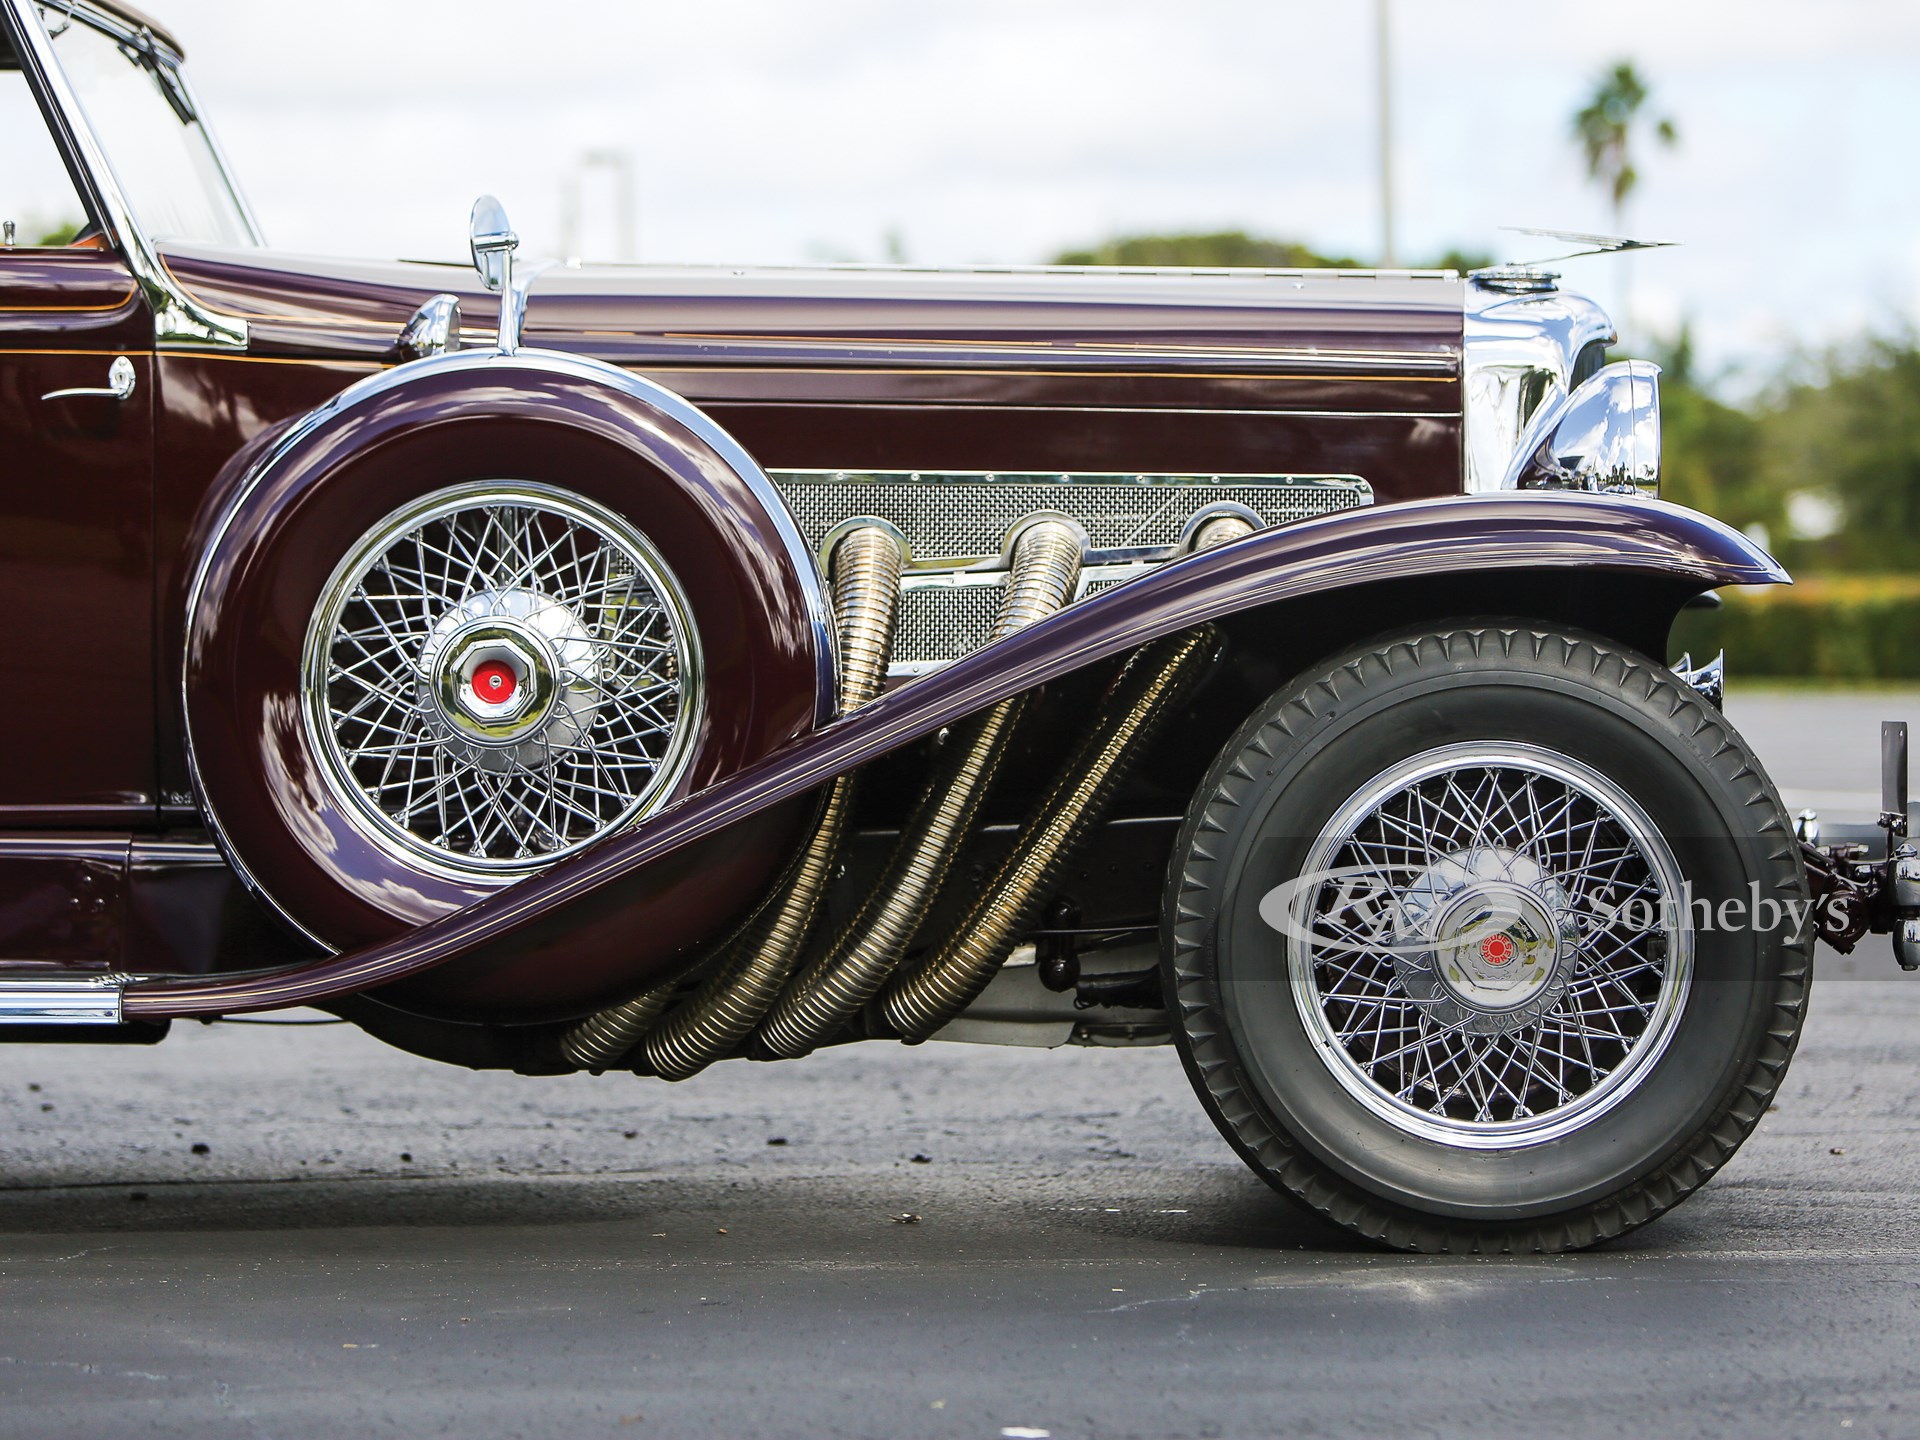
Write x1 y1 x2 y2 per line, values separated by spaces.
752 519 1086 1060
563 513 1220 1074
560 524 904 1073
873 624 1217 1043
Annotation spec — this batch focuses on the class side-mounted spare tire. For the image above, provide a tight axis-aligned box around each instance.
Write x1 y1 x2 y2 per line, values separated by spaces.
184 354 832 1016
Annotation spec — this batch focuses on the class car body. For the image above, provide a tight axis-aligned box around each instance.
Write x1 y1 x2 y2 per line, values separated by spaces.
6 0 1913 1252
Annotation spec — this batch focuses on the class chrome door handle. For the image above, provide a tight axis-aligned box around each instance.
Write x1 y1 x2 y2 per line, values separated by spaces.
42 355 137 403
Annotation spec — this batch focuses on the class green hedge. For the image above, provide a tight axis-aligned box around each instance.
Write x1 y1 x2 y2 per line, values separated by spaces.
1669 578 1920 680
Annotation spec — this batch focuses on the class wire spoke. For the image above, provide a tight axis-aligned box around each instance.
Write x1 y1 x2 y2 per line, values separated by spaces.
1298 751 1688 1137
314 491 694 872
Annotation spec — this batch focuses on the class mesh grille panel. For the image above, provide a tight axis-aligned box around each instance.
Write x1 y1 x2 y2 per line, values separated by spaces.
777 470 1373 673
895 585 1003 669
890 569 1148 671
773 470 1369 562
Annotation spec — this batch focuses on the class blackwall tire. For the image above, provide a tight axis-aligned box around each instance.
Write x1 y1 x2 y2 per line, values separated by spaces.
1163 622 1812 1253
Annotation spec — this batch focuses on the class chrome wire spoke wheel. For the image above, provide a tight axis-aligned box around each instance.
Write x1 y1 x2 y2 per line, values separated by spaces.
1170 625 1810 1251
302 481 702 878
1285 741 1692 1149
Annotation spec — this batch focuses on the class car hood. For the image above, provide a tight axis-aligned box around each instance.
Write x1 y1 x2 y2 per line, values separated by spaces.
159 244 1464 380
156 244 1469 502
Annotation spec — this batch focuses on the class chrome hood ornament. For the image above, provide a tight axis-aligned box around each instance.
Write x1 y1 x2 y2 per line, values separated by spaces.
1470 228 1678 296
1501 226 1679 259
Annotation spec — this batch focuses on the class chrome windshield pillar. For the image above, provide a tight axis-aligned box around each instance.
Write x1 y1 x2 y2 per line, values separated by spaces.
3 0 251 350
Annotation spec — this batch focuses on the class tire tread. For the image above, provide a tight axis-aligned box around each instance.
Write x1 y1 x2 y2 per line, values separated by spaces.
1165 623 1812 1254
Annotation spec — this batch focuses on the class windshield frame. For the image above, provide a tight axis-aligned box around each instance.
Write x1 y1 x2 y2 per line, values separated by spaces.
2 0 255 348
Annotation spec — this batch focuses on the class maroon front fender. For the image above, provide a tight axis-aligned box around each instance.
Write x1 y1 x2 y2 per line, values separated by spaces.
129 491 1785 1019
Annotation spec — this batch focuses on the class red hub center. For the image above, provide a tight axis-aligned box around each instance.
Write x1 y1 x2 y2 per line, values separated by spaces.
471 660 518 704
1480 933 1517 967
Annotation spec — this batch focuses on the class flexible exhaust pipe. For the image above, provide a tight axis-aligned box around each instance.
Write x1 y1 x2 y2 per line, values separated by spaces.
751 519 1085 1060
873 625 1217 1043
563 515 1240 1071
1190 512 1256 552
559 524 904 1074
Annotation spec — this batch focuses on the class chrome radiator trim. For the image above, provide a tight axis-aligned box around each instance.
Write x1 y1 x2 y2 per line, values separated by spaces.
770 470 1371 674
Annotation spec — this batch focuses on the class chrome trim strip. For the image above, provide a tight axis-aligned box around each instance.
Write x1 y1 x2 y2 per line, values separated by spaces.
129 838 226 866
637 340 1458 375
0 971 128 1025
181 348 836 950
583 260 1461 284
722 402 1456 420
4 0 250 349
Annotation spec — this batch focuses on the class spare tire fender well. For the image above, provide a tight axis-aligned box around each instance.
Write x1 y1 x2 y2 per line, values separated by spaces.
181 351 832 1011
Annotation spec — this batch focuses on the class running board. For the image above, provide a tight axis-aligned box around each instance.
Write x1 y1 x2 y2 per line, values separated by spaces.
0 972 128 1025
0 971 169 1043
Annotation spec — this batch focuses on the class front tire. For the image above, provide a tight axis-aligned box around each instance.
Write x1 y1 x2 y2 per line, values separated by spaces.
1164 622 1811 1253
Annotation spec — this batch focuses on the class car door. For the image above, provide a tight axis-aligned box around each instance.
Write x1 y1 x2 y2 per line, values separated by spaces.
1 49 155 826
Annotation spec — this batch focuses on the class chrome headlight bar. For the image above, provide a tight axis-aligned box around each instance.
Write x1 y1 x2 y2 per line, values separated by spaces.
1501 359 1662 497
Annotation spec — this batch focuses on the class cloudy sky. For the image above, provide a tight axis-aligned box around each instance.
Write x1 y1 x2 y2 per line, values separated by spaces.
14 1 1920 388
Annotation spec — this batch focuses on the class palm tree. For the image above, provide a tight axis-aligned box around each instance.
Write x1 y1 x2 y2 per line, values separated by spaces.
1573 62 1678 233
1573 62 1677 334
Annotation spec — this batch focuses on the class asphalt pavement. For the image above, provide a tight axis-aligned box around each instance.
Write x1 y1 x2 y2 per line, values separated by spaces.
3 686 1919 1440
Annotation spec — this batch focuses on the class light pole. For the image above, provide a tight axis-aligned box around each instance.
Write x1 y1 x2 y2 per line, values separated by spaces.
1376 0 1396 268
560 149 639 262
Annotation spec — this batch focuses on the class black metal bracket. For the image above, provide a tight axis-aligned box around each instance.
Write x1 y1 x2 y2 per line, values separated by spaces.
1074 967 1164 1011
1884 721 1910 840
1804 722 1920 968
1885 723 1920 969
1802 840 1885 955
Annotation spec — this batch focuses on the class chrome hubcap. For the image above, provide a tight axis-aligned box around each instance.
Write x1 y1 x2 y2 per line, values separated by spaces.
1390 849 1581 1037
420 587 599 772
304 483 702 876
1283 743 1692 1148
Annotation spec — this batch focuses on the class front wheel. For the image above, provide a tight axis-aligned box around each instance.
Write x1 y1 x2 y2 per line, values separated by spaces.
1164 623 1811 1253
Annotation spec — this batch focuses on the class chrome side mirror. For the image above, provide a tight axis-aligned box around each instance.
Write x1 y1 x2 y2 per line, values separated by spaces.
469 195 531 355
397 292 462 361
1504 360 1663 497
469 195 517 292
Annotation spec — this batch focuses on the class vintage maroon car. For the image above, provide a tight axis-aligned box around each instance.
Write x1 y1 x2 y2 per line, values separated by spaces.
4 0 1915 1253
